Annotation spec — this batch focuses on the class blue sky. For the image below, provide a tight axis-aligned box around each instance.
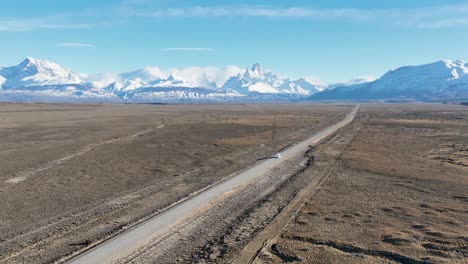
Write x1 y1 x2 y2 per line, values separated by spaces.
1 0 468 83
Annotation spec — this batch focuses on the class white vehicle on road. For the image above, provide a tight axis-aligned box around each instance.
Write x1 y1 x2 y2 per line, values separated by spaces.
270 153 282 159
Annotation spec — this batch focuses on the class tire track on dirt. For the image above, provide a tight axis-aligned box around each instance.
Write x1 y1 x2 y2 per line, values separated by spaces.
233 113 364 264
283 235 426 264
0 143 260 264
3 124 165 187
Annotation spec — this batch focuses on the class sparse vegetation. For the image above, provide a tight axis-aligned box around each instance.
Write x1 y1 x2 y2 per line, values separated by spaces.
0 103 348 263
254 104 468 264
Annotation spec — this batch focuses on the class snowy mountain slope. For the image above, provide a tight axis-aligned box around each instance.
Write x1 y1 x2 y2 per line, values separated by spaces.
0 83 119 103
105 79 146 93
278 78 324 95
326 77 376 90
369 60 468 93
247 82 279 94
150 74 207 88
221 64 323 95
112 86 245 102
311 60 468 100
0 57 83 88
0 75 5 88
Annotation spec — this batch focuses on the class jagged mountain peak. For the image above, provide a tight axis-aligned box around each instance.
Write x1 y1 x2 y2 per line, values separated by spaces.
19 56 41 66
22 56 36 64
251 63 261 73
167 74 176 81
221 64 321 95
243 63 263 81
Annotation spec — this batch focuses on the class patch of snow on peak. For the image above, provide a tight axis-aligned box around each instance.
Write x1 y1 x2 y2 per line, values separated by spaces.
248 82 279 93
0 75 5 88
107 79 145 93
442 59 466 69
327 76 375 90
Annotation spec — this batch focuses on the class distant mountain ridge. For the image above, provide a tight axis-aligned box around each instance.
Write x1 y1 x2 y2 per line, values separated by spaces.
0 58 324 102
310 60 468 101
1 57 467 102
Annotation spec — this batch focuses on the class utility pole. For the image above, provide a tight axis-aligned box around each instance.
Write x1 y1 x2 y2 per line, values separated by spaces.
272 115 277 151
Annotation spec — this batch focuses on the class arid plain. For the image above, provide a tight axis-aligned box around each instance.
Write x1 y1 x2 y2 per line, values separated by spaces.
0 103 348 263
248 104 468 264
0 103 466 264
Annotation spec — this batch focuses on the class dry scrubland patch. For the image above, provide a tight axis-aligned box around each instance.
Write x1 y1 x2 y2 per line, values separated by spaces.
0 103 348 263
258 104 468 264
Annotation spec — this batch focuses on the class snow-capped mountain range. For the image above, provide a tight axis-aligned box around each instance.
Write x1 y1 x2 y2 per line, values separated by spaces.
1 57 467 102
311 60 468 101
221 63 324 95
0 58 327 102
105 63 325 98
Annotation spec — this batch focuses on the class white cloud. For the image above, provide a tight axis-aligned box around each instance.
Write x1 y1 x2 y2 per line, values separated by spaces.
160 48 215 51
169 66 242 87
358 76 377 82
119 66 167 82
415 18 468 29
89 65 242 88
86 72 121 88
0 16 92 32
123 4 468 29
2 4 468 32
57 43 94 47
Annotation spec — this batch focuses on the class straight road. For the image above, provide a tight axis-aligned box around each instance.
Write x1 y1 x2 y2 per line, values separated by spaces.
66 105 360 264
